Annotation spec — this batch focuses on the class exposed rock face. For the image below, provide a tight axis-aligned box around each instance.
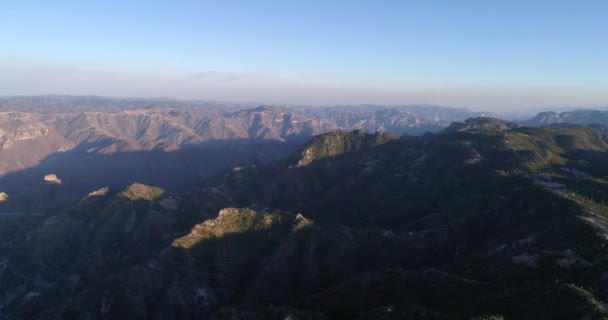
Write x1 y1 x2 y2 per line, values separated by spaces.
120 183 164 200
0 99 485 205
86 187 109 197
43 174 62 184
0 113 48 150
44 105 476 152
0 96 483 177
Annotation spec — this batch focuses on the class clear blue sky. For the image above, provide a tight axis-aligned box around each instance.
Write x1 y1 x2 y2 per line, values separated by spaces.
1 0 607 110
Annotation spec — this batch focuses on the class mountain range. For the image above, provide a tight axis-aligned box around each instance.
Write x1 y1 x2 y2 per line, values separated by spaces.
2 96 608 319
0 96 484 204
524 110 608 127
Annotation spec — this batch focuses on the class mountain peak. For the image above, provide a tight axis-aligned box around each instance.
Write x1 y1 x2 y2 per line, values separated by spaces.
291 130 397 167
443 117 519 133
172 207 290 249
249 105 277 113
120 183 164 201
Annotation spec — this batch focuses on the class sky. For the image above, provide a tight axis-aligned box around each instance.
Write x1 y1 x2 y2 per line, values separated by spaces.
1 0 607 111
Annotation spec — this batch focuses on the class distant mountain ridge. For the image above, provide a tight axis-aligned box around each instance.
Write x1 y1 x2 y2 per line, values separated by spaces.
524 109 608 127
0 95 484 178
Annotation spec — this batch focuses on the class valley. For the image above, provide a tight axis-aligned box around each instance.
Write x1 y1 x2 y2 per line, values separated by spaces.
0 96 483 204
2 101 608 318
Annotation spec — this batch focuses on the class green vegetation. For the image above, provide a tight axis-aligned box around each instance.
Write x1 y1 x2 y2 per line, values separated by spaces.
172 207 289 249
6 121 608 319
120 183 165 201
291 129 397 166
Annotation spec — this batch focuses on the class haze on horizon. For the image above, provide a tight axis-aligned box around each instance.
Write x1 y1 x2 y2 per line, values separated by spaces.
1 0 607 112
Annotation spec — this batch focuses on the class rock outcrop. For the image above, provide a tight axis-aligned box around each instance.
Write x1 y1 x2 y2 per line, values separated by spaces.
43 174 62 184
120 183 164 201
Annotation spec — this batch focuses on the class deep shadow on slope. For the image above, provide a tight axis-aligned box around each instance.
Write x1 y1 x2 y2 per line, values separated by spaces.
45 185 608 320
5 126 608 319
221 133 519 227
0 139 305 206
